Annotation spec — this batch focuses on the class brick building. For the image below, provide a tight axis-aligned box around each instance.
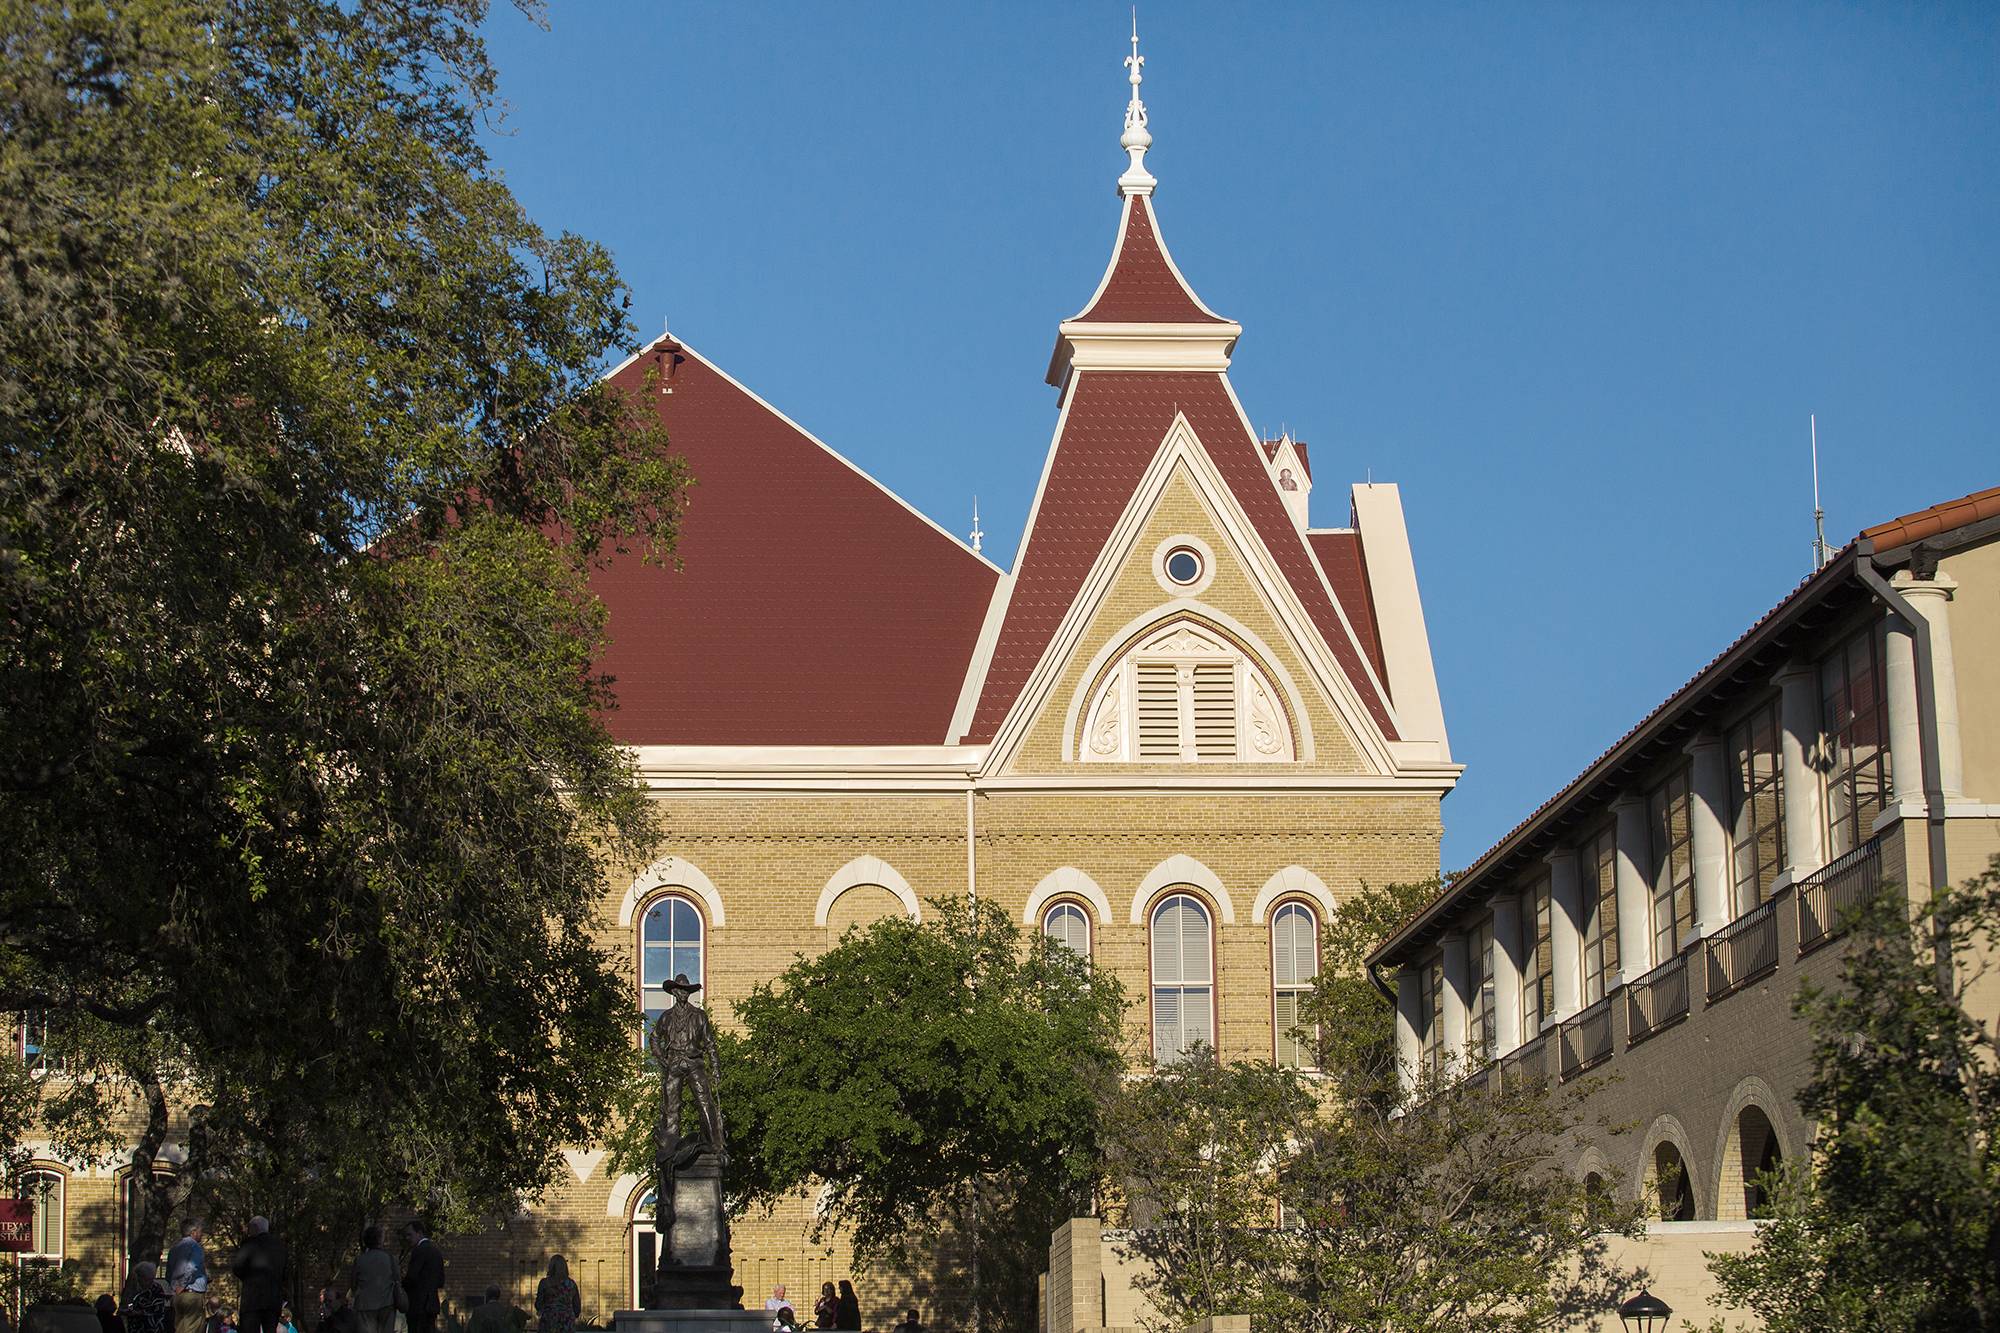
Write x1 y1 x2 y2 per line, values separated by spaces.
1363 482 2000 1325
13 37 1457 1326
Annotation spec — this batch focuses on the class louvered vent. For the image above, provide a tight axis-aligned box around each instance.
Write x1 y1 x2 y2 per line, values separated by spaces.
1136 662 1181 759
1191 663 1237 758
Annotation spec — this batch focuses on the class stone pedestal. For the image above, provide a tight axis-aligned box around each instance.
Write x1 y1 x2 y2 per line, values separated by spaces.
645 1150 742 1311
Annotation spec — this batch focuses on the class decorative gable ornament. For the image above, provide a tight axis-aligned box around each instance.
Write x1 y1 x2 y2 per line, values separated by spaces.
1080 619 1294 763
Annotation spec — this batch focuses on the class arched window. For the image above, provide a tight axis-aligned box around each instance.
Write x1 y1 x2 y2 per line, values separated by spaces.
641 895 705 1042
121 1167 174 1275
1151 893 1215 1063
1043 901 1091 958
1080 621 1294 763
1736 1106 1783 1218
631 1190 657 1308
19 1168 63 1260
1271 902 1319 1068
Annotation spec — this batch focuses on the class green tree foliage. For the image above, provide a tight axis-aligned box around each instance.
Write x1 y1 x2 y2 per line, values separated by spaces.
1706 856 2000 1332
610 898 1125 1333
1101 879 1641 1333
0 0 685 1292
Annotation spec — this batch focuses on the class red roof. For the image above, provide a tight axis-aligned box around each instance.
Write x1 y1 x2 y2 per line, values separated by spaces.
589 343 998 745
1308 531 1387 688
1862 482 2000 551
1072 195 1231 325
966 371 1396 742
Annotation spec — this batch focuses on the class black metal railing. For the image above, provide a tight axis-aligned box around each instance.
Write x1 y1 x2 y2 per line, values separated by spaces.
1501 1032 1552 1091
1797 836 1885 953
1558 998 1615 1079
1626 953 1691 1045
1706 897 1779 1001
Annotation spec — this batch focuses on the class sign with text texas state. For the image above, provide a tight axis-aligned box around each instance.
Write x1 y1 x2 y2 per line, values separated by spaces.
0 1199 31 1252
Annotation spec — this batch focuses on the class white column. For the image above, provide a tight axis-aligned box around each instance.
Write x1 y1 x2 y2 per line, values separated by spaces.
1613 794 1653 981
1885 612 1924 813
1491 895 1525 1056
1776 664 1826 884
1547 848 1584 1021
1441 932 1470 1069
1394 965 1423 1096
1687 734 1731 934
1894 572 1965 800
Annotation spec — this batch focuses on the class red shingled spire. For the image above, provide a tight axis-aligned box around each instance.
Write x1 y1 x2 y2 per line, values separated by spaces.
1071 194 1230 325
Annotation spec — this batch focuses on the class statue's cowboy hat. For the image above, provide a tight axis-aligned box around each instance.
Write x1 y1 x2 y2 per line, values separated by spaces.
660 973 702 994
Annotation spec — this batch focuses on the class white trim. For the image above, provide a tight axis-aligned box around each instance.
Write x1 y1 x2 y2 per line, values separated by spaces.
605 1172 644 1219
1022 867 1115 927
605 335 1002 575
1348 482 1450 756
1131 854 1236 924
1251 866 1338 925
981 410 1405 778
618 855 726 928
1054 322 1241 378
561 1148 606 1184
814 856 922 926
1060 600 1315 764
948 572 1017 743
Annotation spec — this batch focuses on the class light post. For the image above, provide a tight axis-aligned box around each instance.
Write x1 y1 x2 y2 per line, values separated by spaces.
1617 1288 1673 1332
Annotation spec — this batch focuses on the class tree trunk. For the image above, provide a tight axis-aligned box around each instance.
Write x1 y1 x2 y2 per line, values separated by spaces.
123 1055 177 1297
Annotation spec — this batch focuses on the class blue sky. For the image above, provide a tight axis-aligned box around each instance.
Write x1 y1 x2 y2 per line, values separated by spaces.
479 3 2000 871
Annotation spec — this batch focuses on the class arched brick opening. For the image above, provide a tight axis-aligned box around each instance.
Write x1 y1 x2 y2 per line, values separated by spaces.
1650 1141 1697 1222
1721 1104 1784 1219
1712 1077 1794 1221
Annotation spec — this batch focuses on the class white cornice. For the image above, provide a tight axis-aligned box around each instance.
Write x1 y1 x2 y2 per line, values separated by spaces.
1046 321 1243 388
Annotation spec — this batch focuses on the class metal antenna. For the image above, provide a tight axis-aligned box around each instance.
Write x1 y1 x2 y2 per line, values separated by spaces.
1811 414 1831 570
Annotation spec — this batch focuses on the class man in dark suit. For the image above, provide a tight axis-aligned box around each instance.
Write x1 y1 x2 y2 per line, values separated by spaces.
400 1222 443 1333
230 1218 288 1333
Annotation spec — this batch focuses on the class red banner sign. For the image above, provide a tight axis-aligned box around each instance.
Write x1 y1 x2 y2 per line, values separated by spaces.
0 1198 32 1252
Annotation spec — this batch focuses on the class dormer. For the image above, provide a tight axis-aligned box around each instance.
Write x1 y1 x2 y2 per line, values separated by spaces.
1262 433 1312 530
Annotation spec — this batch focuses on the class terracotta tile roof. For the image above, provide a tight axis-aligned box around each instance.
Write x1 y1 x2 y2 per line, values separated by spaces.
1307 531 1388 688
1072 196 1231 325
590 343 998 745
1861 482 2000 552
966 372 1396 742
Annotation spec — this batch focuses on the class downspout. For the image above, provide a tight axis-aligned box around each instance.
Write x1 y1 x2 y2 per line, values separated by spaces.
1854 554 1952 989
966 785 977 904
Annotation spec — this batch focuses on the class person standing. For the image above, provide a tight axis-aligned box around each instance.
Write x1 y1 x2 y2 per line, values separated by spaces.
833 1282 859 1332
812 1284 837 1331
465 1288 508 1333
350 1227 400 1333
231 1217 288 1333
400 1222 444 1333
125 1263 172 1333
166 1221 209 1298
534 1257 579 1333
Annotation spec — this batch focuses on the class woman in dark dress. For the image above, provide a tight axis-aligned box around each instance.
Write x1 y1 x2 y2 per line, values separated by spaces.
812 1284 837 1331
833 1282 860 1332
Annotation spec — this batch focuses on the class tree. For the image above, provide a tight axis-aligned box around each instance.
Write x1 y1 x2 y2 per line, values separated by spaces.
610 898 1126 1333
0 0 685 1296
1705 856 2000 1332
1100 879 1642 1333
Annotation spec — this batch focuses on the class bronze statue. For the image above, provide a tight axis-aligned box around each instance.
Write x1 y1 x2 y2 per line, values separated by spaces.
651 973 727 1173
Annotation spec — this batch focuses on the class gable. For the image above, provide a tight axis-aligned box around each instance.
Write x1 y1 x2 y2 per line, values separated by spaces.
1001 466 1365 776
964 372 1394 744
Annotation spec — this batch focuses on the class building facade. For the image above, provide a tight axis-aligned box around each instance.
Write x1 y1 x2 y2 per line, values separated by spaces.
1366 483 2000 1325
14 42 1458 1325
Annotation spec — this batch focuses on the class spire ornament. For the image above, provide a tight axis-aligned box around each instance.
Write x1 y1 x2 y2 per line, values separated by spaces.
1118 10 1157 197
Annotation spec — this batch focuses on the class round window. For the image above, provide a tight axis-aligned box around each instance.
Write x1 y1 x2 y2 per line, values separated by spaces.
1164 547 1203 586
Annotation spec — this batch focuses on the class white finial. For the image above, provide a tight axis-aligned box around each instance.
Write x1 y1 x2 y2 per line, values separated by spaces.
969 497 985 555
1118 9 1156 197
